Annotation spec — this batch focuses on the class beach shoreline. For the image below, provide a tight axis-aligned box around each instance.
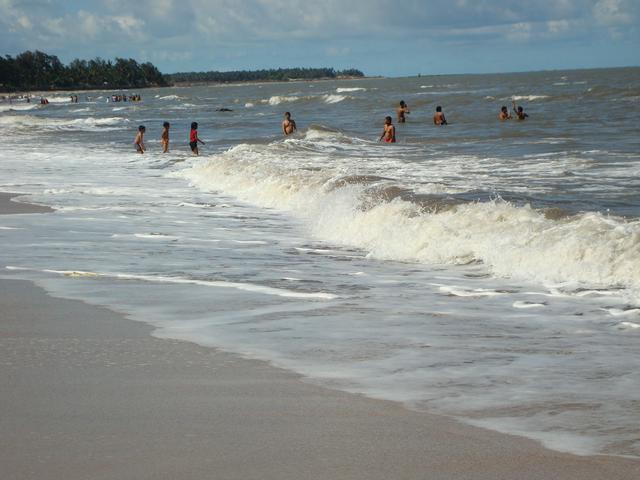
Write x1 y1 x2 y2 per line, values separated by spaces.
1 195 639 479
0 192 54 215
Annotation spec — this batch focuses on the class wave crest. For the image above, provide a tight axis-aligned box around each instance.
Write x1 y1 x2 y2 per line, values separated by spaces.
178 141 640 299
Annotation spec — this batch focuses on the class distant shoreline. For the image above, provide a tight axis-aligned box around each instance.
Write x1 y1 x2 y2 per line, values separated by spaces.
170 75 373 88
0 76 371 94
0 76 375 97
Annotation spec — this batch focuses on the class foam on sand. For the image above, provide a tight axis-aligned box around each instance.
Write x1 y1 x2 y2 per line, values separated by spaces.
6 267 338 300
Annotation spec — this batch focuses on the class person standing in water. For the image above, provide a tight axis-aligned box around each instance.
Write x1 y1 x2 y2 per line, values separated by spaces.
379 116 396 143
512 100 528 120
161 122 170 153
499 105 512 120
433 106 448 125
282 112 297 135
134 125 146 153
189 122 205 155
396 100 410 123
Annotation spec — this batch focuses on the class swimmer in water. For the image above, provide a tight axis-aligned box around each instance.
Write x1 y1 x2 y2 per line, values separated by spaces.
499 105 512 121
433 106 448 125
189 122 205 155
134 125 146 154
161 121 170 153
282 112 297 135
379 116 396 143
397 100 410 123
512 100 528 120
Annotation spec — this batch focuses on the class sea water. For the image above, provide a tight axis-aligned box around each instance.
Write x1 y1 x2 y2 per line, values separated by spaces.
1 68 639 457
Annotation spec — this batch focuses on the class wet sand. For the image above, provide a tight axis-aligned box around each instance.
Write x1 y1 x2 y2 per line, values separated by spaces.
1 197 639 479
0 192 53 214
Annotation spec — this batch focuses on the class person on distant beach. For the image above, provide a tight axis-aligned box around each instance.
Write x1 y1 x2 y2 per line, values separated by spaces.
379 116 396 143
512 100 528 120
433 106 447 125
397 100 410 123
161 122 170 153
134 125 146 154
499 105 511 121
189 122 205 155
282 112 297 135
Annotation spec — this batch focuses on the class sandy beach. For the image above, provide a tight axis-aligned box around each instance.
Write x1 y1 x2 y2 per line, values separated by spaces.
1 195 639 479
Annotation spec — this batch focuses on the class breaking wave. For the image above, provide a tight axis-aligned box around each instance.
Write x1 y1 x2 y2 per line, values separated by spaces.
262 94 350 105
0 115 128 131
177 130 640 301
336 87 366 93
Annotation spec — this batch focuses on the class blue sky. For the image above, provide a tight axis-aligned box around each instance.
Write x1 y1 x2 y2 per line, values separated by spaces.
1 0 638 75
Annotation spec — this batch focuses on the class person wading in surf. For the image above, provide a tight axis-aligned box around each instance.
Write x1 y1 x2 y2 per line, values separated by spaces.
379 116 396 143
134 125 145 153
282 112 297 135
161 122 170 153
512 100 529 120
499 105 512 121
397 100 410 123
433 106 448 125
189 122 205 155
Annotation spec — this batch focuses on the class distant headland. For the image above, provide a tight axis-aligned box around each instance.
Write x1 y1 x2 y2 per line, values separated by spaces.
0 50 364 92
166 68 364 85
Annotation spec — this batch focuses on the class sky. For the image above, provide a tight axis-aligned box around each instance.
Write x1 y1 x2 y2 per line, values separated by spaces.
1 0 638 76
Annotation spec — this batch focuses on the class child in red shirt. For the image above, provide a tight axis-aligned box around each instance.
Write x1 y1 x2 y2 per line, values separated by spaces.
189 122 205 155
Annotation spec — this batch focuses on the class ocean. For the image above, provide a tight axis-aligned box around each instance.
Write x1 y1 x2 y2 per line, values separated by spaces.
1 67 639 458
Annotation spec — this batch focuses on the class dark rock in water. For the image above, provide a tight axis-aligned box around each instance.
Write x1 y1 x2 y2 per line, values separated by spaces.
216 108 233 112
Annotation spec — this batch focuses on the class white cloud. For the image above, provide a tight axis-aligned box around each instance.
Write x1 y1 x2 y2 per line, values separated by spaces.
506 22 533 42
0 1 637 72
593 0 633 26
16 15 31 30
547 19 571 34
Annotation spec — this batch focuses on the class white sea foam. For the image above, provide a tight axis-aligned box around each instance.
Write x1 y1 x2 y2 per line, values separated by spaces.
322 94 348 104
336 87 366 93
7 267 338 300
46 96 75 103
264 95 299 105
0 115 127 131
511 95 549 101
512 301 546 309
0 103 38 112
616 321 640 329
179 138 640 301
133 233 179 240
262 94 349 105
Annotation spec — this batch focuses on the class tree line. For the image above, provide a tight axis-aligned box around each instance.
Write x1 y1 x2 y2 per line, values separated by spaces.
167 67 364 84
0 50 365 92
0 50 169 92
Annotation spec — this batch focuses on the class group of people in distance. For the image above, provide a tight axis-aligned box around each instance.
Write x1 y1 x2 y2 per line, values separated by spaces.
110 94 141 102
380 98 528 143
134 121 204 155
376 101 445 143
134 99 529 153
500 100 529 120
